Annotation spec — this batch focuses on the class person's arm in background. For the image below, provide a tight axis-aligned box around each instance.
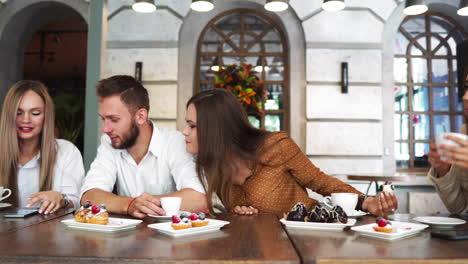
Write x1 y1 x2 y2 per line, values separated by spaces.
276 135 397 216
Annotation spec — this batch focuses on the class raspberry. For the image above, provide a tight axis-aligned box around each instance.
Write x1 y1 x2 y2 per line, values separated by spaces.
189 213 198 221
172 215 181 224
91 205 100 214
377 218 387 227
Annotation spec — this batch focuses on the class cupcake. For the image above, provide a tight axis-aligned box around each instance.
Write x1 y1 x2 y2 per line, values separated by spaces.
191 213 209 227
86 205 109 225
171 216 192 230
373 217 394 233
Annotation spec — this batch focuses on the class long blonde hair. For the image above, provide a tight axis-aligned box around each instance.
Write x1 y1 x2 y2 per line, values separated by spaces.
0 80 57 205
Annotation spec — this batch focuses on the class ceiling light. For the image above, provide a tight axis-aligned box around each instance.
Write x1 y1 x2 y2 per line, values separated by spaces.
132 0 156 13
322 0 345 12
403 0 428 16
458 0 468 16
254 57 270 72
210 57 222 72
264 0 289 12
191 0 214 12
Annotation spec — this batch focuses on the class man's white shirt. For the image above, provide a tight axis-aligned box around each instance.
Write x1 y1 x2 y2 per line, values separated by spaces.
81 122 204 198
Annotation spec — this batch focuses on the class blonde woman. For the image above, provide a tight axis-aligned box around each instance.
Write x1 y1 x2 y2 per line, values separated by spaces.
0 80 84 214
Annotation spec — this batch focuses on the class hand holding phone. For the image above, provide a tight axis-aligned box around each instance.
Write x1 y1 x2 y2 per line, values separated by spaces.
4 208 39 218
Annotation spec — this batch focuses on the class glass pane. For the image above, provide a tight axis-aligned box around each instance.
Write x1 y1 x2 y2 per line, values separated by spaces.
228 33 241 50
200 83 214 91
394 86 408 111
453 59 458 84
265 84 283 110
394 31 410 55
402 17 425 38
249 43 261 52
433 87 449 111
265 41 283 53
454 85 463 111
416 37 426 50
455 115 464 133
201 28 221 52
413 114 429 140
222 56 240 66
244 14 268 33
243 34 255 50
411 58 427 83
434 114 450 136
222 42 235 53
432 59 449 83
412 86 429 111
248 115 260 128
448 37 457 56
266 56 283 81
263 28 281 42
216 14 240 31
429 36 440 52
430 15 453 38
411 45 423 56
394 58 408 83
434 44 448 56
414 143 429 168
395 142 409 169
265 114 282 132
394 114 409 140
200 56 216 81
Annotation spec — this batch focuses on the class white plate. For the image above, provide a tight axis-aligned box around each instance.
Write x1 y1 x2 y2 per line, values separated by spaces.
351 221 428 241
0 203 12 208
413 216 466 227
147 218 229 237
62 217 142 232
148 211 191 221
280 218 357 231
348 210 367 217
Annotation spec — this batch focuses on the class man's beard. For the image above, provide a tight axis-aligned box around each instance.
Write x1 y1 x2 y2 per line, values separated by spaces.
113 121 139 149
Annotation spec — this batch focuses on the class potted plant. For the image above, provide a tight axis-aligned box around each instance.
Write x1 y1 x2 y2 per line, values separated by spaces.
214 63 266 115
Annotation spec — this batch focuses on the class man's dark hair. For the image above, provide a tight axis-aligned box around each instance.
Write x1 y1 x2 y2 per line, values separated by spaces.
96 75 150 113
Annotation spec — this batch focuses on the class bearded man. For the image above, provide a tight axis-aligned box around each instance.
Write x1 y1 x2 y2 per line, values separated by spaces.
80 75 207 218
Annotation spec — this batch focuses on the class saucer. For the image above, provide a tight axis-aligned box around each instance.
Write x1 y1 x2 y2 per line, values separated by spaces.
348 210 367 217
413 216 466 228
0 203 12 208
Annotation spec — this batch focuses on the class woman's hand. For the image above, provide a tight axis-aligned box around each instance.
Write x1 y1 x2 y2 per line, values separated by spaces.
27 191 64 214
362 191 398 217
428 142 451 175
232 205 258 215
438 135 468 169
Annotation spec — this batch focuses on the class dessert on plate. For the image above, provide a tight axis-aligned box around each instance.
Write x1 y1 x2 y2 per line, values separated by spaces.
170 212 209 230
284 203 348 224
372 217 394 233
74 201 109 225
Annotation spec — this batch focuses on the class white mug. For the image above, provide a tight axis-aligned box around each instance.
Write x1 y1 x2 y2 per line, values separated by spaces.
160 197 182 216
323 193 358 215
0 186 11 202
436 132 468 161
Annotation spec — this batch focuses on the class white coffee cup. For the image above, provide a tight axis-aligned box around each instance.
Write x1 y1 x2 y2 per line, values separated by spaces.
436 132 468 161
160 197 182 216
0 186 11 202
323 193 358 215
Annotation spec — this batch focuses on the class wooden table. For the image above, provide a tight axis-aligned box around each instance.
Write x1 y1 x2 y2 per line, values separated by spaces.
0 213 300 264
0 206 73 235
286 214 468 264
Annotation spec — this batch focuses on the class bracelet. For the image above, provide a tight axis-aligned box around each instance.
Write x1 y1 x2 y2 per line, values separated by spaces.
61 193 69 209
356 193 367 211
126 198 137 215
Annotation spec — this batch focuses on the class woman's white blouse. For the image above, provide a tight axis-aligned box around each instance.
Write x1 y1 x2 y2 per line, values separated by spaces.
17 139 84 209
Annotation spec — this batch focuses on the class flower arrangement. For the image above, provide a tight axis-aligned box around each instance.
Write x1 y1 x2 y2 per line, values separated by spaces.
214 63 265 114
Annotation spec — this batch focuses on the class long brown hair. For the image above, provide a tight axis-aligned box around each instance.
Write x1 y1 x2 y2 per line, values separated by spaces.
187 89 267 212
0 80 57 205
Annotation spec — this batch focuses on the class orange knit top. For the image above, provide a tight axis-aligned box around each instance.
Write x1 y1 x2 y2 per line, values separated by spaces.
231 131 362 217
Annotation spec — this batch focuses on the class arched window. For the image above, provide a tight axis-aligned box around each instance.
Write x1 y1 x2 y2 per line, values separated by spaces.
195 9 289 132
394 12 467 171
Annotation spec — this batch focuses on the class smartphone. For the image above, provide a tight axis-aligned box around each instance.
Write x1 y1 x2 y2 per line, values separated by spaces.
431 230 468 240
4 208 39 218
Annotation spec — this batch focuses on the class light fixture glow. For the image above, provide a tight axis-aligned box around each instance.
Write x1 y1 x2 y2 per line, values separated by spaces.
264 0 289 12
132 0 156 13
210 57 221 72
458 0 468 16
403 0 428 16
254 57 270 72
191 0 214 12
322 0 345 12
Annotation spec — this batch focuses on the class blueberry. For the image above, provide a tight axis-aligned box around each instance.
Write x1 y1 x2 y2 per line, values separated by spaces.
182 217 190 223
198 212 206 220
83 203 90 209
99 204 106 210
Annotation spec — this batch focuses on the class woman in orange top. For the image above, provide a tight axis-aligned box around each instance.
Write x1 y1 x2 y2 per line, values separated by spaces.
182 89 397 217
